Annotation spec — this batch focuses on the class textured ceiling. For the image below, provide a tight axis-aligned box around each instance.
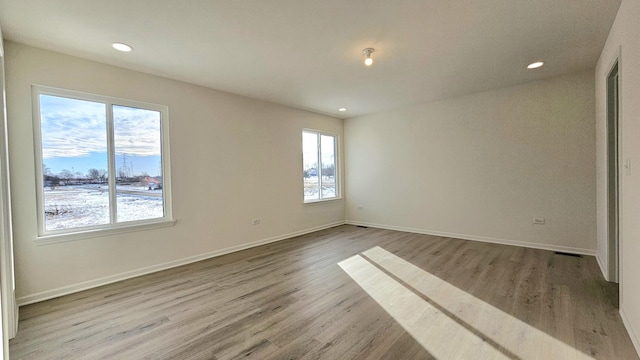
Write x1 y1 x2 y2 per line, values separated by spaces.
0 0 622 118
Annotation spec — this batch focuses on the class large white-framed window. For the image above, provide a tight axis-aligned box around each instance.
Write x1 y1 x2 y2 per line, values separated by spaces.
302 129 339 202
32 85 173 242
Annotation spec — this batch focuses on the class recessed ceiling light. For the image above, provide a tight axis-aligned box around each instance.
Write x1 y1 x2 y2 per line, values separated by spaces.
338 107 348 112
112 42 133 52
527 61 544 69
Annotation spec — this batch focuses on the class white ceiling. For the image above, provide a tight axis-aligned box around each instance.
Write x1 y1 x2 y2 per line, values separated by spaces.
0 0 622 118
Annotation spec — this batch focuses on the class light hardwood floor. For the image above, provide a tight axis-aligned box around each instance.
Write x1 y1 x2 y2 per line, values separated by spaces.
10 225 639 359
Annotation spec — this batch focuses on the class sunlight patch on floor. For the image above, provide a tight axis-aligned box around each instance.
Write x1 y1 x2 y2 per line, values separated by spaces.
338 246 593 360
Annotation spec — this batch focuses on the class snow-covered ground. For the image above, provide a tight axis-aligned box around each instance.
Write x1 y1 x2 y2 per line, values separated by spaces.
44 185 163 231
304 176 336 201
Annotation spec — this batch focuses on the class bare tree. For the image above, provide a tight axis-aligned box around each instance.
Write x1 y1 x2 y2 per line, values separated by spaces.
59 169 74 183
88 168 100 180
88 168 108 183
98 169 107 183
322 164 335 177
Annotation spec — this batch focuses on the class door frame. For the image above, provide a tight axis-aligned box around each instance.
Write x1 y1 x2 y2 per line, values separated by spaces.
606 54 621 283
0 26 19 354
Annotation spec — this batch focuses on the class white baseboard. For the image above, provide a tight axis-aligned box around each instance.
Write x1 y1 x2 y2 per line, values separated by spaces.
17 221 345 306
345 220 597 256
620 306 640 358
595 254 609 281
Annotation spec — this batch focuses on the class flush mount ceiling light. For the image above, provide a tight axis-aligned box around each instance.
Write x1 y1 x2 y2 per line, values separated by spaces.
338 107 348 112
363 48 375 66
112 42 133 52
527 61 544 69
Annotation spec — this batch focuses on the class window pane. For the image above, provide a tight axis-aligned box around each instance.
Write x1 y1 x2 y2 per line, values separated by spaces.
40 94 110 231
320 135 336 199
303 132 319 201
113 105 164 222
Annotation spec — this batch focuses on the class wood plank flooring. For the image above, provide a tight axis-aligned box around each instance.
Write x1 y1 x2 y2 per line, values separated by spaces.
9 225 639 359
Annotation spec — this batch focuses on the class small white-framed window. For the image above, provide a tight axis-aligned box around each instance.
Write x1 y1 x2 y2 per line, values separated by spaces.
302 129 339 202
32 85 173 240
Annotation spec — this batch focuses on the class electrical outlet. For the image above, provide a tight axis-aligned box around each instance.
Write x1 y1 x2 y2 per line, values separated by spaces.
357 205 364 210
252 219 260 225
533 218 546 225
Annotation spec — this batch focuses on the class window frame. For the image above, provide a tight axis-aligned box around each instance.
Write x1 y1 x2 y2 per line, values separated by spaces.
302 129 340 203
32 85 174 243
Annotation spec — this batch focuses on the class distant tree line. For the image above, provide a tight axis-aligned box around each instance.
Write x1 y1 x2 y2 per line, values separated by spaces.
43 165 153 187
303 164 335 178
43 166 108 187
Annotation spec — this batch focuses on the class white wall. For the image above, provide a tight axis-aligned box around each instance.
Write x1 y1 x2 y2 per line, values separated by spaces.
345 71 596 254
596 0 640 354
4 41 344 304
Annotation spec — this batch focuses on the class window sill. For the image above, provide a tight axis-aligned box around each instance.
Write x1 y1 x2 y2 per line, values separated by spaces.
304 197 343 205
34 219 177 246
